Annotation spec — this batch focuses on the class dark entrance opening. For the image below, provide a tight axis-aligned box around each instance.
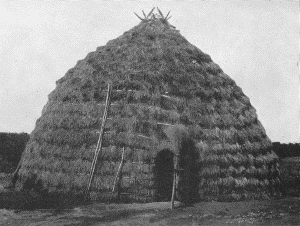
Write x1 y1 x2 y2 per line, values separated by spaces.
153 149 174 202
177 138 199 205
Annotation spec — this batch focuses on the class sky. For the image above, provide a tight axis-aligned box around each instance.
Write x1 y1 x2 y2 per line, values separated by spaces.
0 0 299 143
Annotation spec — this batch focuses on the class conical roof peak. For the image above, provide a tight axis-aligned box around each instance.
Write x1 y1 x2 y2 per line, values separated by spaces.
134 7 172 22
134 7 175 31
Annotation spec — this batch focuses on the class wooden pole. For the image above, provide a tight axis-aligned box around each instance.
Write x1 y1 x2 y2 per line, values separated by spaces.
10 161 21 188
171 154 177 210
111 147 126 200
86 82 112 199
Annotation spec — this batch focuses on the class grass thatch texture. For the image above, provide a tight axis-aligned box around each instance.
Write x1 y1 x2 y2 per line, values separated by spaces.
163 124 189 153
196 139 272 157
199 165 269 179
14 17 277 202
17 141 157 200
188 123 268 148
120 161 155 202
199 152 275 166
50 18 252 105
198 176 271 201
34 100 183 149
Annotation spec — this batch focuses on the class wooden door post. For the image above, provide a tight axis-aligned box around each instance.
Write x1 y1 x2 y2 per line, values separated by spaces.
171 153 178 209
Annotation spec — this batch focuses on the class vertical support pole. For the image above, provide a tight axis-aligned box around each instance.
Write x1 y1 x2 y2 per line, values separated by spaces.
86 82 112 199
10 161 21 188
134 176 137 201
171 153 178 210
111 147 126 200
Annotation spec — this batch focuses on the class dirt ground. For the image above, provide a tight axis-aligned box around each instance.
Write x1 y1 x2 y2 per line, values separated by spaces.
0 197 300 226
1 174 300 225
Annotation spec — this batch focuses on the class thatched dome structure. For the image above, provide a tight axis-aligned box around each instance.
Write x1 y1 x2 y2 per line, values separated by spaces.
14 9 279 202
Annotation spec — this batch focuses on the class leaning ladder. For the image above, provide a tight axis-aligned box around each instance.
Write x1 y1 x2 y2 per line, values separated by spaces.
85 82 112 198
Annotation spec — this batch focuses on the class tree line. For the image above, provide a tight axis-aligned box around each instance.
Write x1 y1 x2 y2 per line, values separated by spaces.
272 142 300 158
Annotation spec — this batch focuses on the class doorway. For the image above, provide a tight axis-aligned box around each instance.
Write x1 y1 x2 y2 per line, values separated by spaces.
177 138 199 205
153 149 174 202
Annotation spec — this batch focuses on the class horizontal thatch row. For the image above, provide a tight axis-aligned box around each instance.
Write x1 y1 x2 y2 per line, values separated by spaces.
61 82 252 108
37 112 171 137
199 191 270 202
198 152 276 166
121 177 154 189
31 127 98 147
199 165 269 178
188 109 257 128
41 102 181 125
35 106 266 146
194 123 266 142
186 96 251 116
46 84 253 111
39 101 260 135
196 139 272 154
199 177 271 201
36 112 263 143
30 124 269 150
40 101 102 118
18 159 155 194
200 177 270 189
47 87 253 117
38 112 101 130
22 141 155 167
17 168 88 192
122 163 153 176
31 127 157 150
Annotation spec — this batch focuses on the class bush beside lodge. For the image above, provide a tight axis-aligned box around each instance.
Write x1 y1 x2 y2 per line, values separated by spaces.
273 143 300 196
0 133 29 173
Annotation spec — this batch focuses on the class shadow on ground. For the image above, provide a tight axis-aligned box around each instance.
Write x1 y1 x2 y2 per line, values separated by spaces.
1 197 300 226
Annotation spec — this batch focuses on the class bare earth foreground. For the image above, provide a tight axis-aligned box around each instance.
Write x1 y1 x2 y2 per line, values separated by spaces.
0 197 299 226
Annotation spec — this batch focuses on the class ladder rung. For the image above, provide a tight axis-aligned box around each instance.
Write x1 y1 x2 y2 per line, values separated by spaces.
161 94 182 102
114 89 138 92
97 103 118 106
157 122 175 126
137 134 151 139
96 130 115 134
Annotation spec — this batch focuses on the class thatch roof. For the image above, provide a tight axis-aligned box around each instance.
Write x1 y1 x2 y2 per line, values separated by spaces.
14 9 279 202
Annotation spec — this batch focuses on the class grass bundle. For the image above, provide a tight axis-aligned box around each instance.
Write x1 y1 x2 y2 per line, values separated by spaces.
200 62 223 75
199 165 220 178
92 175 114 191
